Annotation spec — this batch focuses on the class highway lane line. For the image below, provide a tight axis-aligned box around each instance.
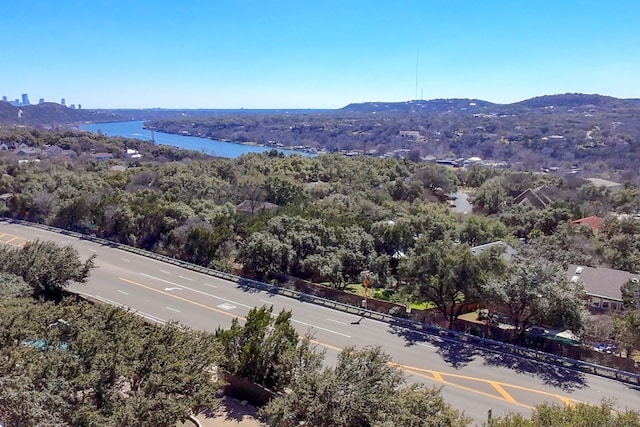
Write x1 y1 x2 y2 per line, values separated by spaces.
291 319 351 338
159 269 171 274
117 290 129 295
166 307 181 313
139 273 253 309
202 282 218 289
259 291 365 322
417 342 437 349
397 363 582 407
120 277 249 321
84 294 166 324
327 318 348 325
259 299 274 306
398 364 534 410
490 381 518 404
122 277 353 340
88 248 97 252
432 372 444 382
178 275 194 281
120 258 131 263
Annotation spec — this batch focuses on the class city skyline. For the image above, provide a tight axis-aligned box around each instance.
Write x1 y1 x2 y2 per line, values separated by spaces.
2 93 79 109
1 1 639 109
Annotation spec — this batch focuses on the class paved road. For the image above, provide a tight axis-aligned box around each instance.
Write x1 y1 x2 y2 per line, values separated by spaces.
2 221 638 424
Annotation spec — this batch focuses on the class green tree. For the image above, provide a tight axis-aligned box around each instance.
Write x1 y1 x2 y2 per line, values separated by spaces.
215 305 301 392
0 240 95 297
400 239 483 328
482 248 588 339
614 310 640 358
621 278 640 309
260 346 469 427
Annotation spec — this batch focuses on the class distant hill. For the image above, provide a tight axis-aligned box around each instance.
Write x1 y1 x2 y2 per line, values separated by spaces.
510 93 640 109
340 93 640 115
339 98 495 114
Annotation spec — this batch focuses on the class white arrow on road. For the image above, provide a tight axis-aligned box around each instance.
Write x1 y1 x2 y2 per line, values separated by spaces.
164 287 183 291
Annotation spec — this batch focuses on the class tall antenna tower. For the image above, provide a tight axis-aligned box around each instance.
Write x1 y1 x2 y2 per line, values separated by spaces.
415 49 419 100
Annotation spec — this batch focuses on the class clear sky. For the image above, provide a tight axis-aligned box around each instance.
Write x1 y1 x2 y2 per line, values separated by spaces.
1 0 639 109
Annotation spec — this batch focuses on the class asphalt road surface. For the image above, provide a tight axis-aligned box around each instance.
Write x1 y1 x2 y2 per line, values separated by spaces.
2 221 638 424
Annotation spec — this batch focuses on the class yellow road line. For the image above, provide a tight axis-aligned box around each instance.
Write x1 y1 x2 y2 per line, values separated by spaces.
396 362 583 406
432 371 445 382
402 365 534 409
119 277 247 321
119 275 576 410
490 381 517 404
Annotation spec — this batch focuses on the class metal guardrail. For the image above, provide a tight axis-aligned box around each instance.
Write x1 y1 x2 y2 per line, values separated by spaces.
3 217 640 386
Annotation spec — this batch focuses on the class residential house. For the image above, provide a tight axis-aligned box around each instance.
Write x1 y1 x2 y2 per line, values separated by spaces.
399 130 421 139
43 145 63 157
567 264 637 312
93 152 114 161
513 186 554 209
235 200 279 215
14 143 41 157
124 148 142 159
586 177 623 193
573 215 603 233
470 241 518 261
0 193 12 207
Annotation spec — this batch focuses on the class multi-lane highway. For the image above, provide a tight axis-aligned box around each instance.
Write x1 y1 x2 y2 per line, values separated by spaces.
1 221 638 424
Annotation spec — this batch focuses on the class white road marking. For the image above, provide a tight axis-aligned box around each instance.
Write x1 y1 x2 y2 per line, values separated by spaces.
327 318 347 325
159 269 171 274
120 258 131 263
166 307 181 313
139 273 252 309
164 287 182 291
279 293 365 322
178 275 193 281
291 319 351 338
203 282 218 289
217 303 236 310
417 342 437 349
88 248 97 252
259 299 274 305
117 290 129 295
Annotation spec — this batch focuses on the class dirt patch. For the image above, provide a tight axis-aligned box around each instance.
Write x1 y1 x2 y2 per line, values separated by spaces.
194 396 263 427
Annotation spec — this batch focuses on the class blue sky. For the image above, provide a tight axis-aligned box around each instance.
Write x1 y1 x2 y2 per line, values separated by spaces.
1 1 639 109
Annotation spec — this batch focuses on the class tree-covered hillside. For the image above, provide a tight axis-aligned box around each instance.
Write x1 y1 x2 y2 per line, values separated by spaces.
145 94 640 175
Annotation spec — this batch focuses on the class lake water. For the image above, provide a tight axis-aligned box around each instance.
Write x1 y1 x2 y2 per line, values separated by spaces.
81 121 308 158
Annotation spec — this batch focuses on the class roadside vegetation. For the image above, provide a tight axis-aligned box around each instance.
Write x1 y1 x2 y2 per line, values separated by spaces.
1 126 640 359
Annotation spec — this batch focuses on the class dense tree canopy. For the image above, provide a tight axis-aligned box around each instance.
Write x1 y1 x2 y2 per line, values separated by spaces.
0 284 224 426
482 247 589 339
260 346 470 427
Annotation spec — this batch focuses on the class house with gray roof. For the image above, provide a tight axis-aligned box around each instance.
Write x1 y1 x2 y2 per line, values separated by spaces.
567 264 637 312
470 241 517 261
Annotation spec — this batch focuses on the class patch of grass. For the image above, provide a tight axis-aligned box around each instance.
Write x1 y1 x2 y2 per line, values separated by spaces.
343 284 435 309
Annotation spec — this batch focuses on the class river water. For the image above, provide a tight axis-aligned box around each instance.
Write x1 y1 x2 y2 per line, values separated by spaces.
81 121 308 158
